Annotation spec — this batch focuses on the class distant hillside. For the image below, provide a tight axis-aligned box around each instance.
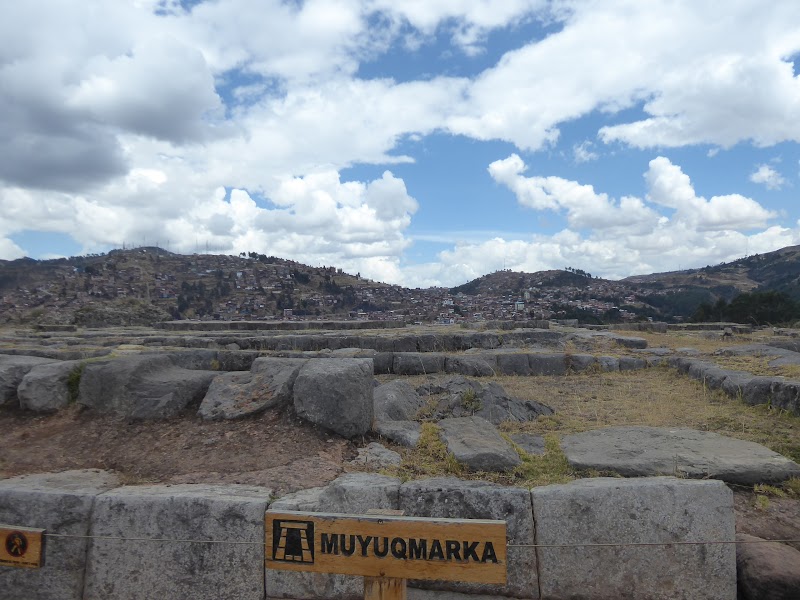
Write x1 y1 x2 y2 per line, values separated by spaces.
4 244 800 327
450 268 595 296
622 245 800 301
0 247 395 326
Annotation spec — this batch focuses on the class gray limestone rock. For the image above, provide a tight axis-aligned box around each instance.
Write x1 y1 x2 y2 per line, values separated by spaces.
444 355 496 377
393 352 446 375
736 533 800 600
618 356 647 371
293 358 374 437
18 359 83 412
198 358 305 420
567 353 597 372
0 354 58 406
561 426 800 484
495 353 532 375
531 477 736 600
399 477 537 598
374 420 422 447
528 353 567 375
266 473 401 600
349 442 402 468
598 356 620 372
510 433 545 455
474 382 554 424
84 483 270 600
373 379 425 422
78 354 218 419
438 416 522 472
0 470 121 600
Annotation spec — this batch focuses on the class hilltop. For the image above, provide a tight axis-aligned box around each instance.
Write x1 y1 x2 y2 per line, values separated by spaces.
2 245 800 326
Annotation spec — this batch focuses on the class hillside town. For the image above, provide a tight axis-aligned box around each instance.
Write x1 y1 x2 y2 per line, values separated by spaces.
0 247 693 326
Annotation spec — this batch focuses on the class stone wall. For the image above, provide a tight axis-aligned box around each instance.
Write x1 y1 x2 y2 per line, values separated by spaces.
0 471 737 599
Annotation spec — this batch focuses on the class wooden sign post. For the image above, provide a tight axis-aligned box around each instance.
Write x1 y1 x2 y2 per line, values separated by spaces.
265 510 507 600
0 525 45 569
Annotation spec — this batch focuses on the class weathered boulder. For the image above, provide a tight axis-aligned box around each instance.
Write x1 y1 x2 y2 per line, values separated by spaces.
438 417 521 472
18 359 83 412
743 377 800 416
528 353 567 376
0 470 120 600
267 474 401 600
618 356 647 371
560 426 800 484
510 433 545 455
198 358 305 420
78 354 217 420
373 379 425 422
399 477 537 598
0 355 58 406
349 442 402 468
293 358 374 437
567 353 597 372
531 477 736 600
374 420 422 447
414 376 553 424
495 353 532 375
474 382 554 424
598 356 620 371
444 355 496 377
83 484 270 600
392 352 446 375
736 533 800 600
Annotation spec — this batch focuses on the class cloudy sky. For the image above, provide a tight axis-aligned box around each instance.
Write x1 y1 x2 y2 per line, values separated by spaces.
1 0 799 287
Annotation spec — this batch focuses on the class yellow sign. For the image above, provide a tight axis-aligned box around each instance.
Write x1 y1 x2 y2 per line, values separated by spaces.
0 525 45 569
266 511 507 584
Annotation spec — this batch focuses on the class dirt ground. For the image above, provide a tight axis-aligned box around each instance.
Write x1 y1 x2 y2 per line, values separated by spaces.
0 402 355 496
2 397 799 549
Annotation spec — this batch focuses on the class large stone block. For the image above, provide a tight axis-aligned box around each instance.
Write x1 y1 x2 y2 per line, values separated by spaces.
531 477 736 600
399 477 537 598
0 355 58 406
373 379 425 422
438 417 522 472
0 470 120 600
393 353 446 375
83 484 271 600
445 355 496 377
267 473 401 600
18 359 83 412
293 358 374 437
527 353 567 376
78 354 217 419
198 358 305 420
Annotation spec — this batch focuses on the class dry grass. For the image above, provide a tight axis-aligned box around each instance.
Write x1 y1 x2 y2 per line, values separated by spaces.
388 366 800 489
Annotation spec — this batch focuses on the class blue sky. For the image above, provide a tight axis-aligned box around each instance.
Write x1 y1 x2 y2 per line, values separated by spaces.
1 1 799 287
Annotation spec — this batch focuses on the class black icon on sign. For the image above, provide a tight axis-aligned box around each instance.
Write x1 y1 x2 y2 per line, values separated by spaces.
272 520 314 563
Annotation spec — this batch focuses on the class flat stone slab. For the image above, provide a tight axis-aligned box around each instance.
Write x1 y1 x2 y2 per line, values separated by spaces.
561 426 800 485
532 477 736 600
438 416 521 472
0 470 121 600
84 483 271 600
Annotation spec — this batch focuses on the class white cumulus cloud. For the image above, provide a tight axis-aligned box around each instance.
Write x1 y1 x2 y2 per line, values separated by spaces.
749 164 787 190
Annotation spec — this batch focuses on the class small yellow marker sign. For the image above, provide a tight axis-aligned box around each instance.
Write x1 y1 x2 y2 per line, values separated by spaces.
265 511 507 584
0 525 45 569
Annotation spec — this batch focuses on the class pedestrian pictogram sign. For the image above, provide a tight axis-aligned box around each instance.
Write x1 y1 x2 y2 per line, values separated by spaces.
0 525 45 569
265 511 507 584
